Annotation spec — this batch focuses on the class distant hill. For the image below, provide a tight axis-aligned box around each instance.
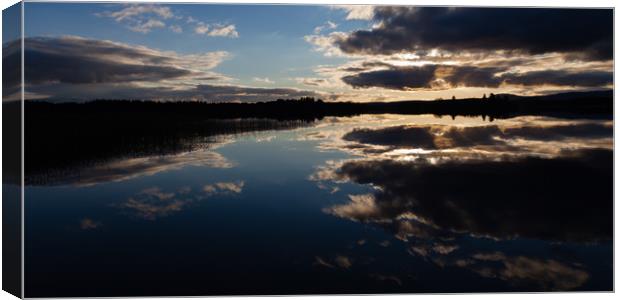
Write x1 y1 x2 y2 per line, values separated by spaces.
531 90 612 101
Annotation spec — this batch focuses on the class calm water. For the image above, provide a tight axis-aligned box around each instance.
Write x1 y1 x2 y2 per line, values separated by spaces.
24 114 613 296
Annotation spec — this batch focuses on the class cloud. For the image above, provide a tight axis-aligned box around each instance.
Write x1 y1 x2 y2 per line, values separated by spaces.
169 24 183 33
97 5 239 38
294 77 329 87
184 84 322 103
341 65 612 90
501 70 613 87
103 4 173 22
128 19 165 33
342 65 440 90
194 24 210 34
314 21 338 34
334 7 612 60
2 38 21 99
194 23 239 38
208 24 239 38
253 77 275 84
304 32 350 57
19 36 228 86
98 4 174 33
332 5 375 20
27 81 323 103
14 36 320 102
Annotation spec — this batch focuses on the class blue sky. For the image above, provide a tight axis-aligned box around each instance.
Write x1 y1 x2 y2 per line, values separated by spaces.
13 4 613 102
24 3 361 90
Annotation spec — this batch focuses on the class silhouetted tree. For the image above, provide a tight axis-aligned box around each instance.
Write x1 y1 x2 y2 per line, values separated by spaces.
452 95 456 100
482 93 487 100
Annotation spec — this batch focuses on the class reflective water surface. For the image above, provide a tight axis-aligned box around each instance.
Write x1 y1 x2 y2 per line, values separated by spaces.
25 114 612 296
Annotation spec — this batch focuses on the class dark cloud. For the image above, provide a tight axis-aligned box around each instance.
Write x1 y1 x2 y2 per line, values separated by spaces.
502 70 613 87
2 39 21 99
341 65 612 90
29 82 321 102
323 148 612 242
25 49 191 84
17 36 322 102
191 84 322 102
336 7 612 60
298 78 328 86
342 65 438 90
441 66 504 87
14 37 193 85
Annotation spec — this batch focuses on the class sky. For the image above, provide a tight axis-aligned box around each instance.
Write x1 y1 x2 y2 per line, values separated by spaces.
6 3 614 102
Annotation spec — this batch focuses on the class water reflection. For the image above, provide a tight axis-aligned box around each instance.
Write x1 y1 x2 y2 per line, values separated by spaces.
27 147 235 187
315 149 611 242
308 115 612 291
26 118 311 186
26 118 313 185
25 114 612 296
119 182 245 220
438 251 590 291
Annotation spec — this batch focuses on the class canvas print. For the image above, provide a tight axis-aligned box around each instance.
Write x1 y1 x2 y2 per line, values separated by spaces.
2 2 614 297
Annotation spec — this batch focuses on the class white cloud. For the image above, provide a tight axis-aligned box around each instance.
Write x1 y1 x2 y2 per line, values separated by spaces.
304 32 348 57
99 5 239 38
105 4 173 22
98 4 174 33
313 21 338 34
195 23 238 38
186 16 198 24
253 77 275 84
208 24 239 38
194 24 210 34
169 24 183 33
129 19 165 34
333 5 375 20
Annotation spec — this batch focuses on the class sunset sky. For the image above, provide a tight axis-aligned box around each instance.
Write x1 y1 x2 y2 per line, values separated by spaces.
14 3 614 102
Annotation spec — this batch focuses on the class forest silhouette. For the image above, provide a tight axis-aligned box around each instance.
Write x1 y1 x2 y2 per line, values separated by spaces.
12 89 611 181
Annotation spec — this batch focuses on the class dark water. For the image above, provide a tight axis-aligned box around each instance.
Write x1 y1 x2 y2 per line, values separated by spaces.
24 114 613 296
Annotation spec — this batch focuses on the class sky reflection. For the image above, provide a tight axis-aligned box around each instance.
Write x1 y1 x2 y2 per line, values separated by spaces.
25 114 612 296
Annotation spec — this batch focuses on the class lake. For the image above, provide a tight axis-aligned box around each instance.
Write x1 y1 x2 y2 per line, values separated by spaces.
24 114 613 296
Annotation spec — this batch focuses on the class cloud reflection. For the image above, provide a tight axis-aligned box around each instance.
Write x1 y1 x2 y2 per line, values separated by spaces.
448 252 590 291
27 149 235 187
309 115 611 290
119 181 245 220
318 148 611 242
342 122 612 154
